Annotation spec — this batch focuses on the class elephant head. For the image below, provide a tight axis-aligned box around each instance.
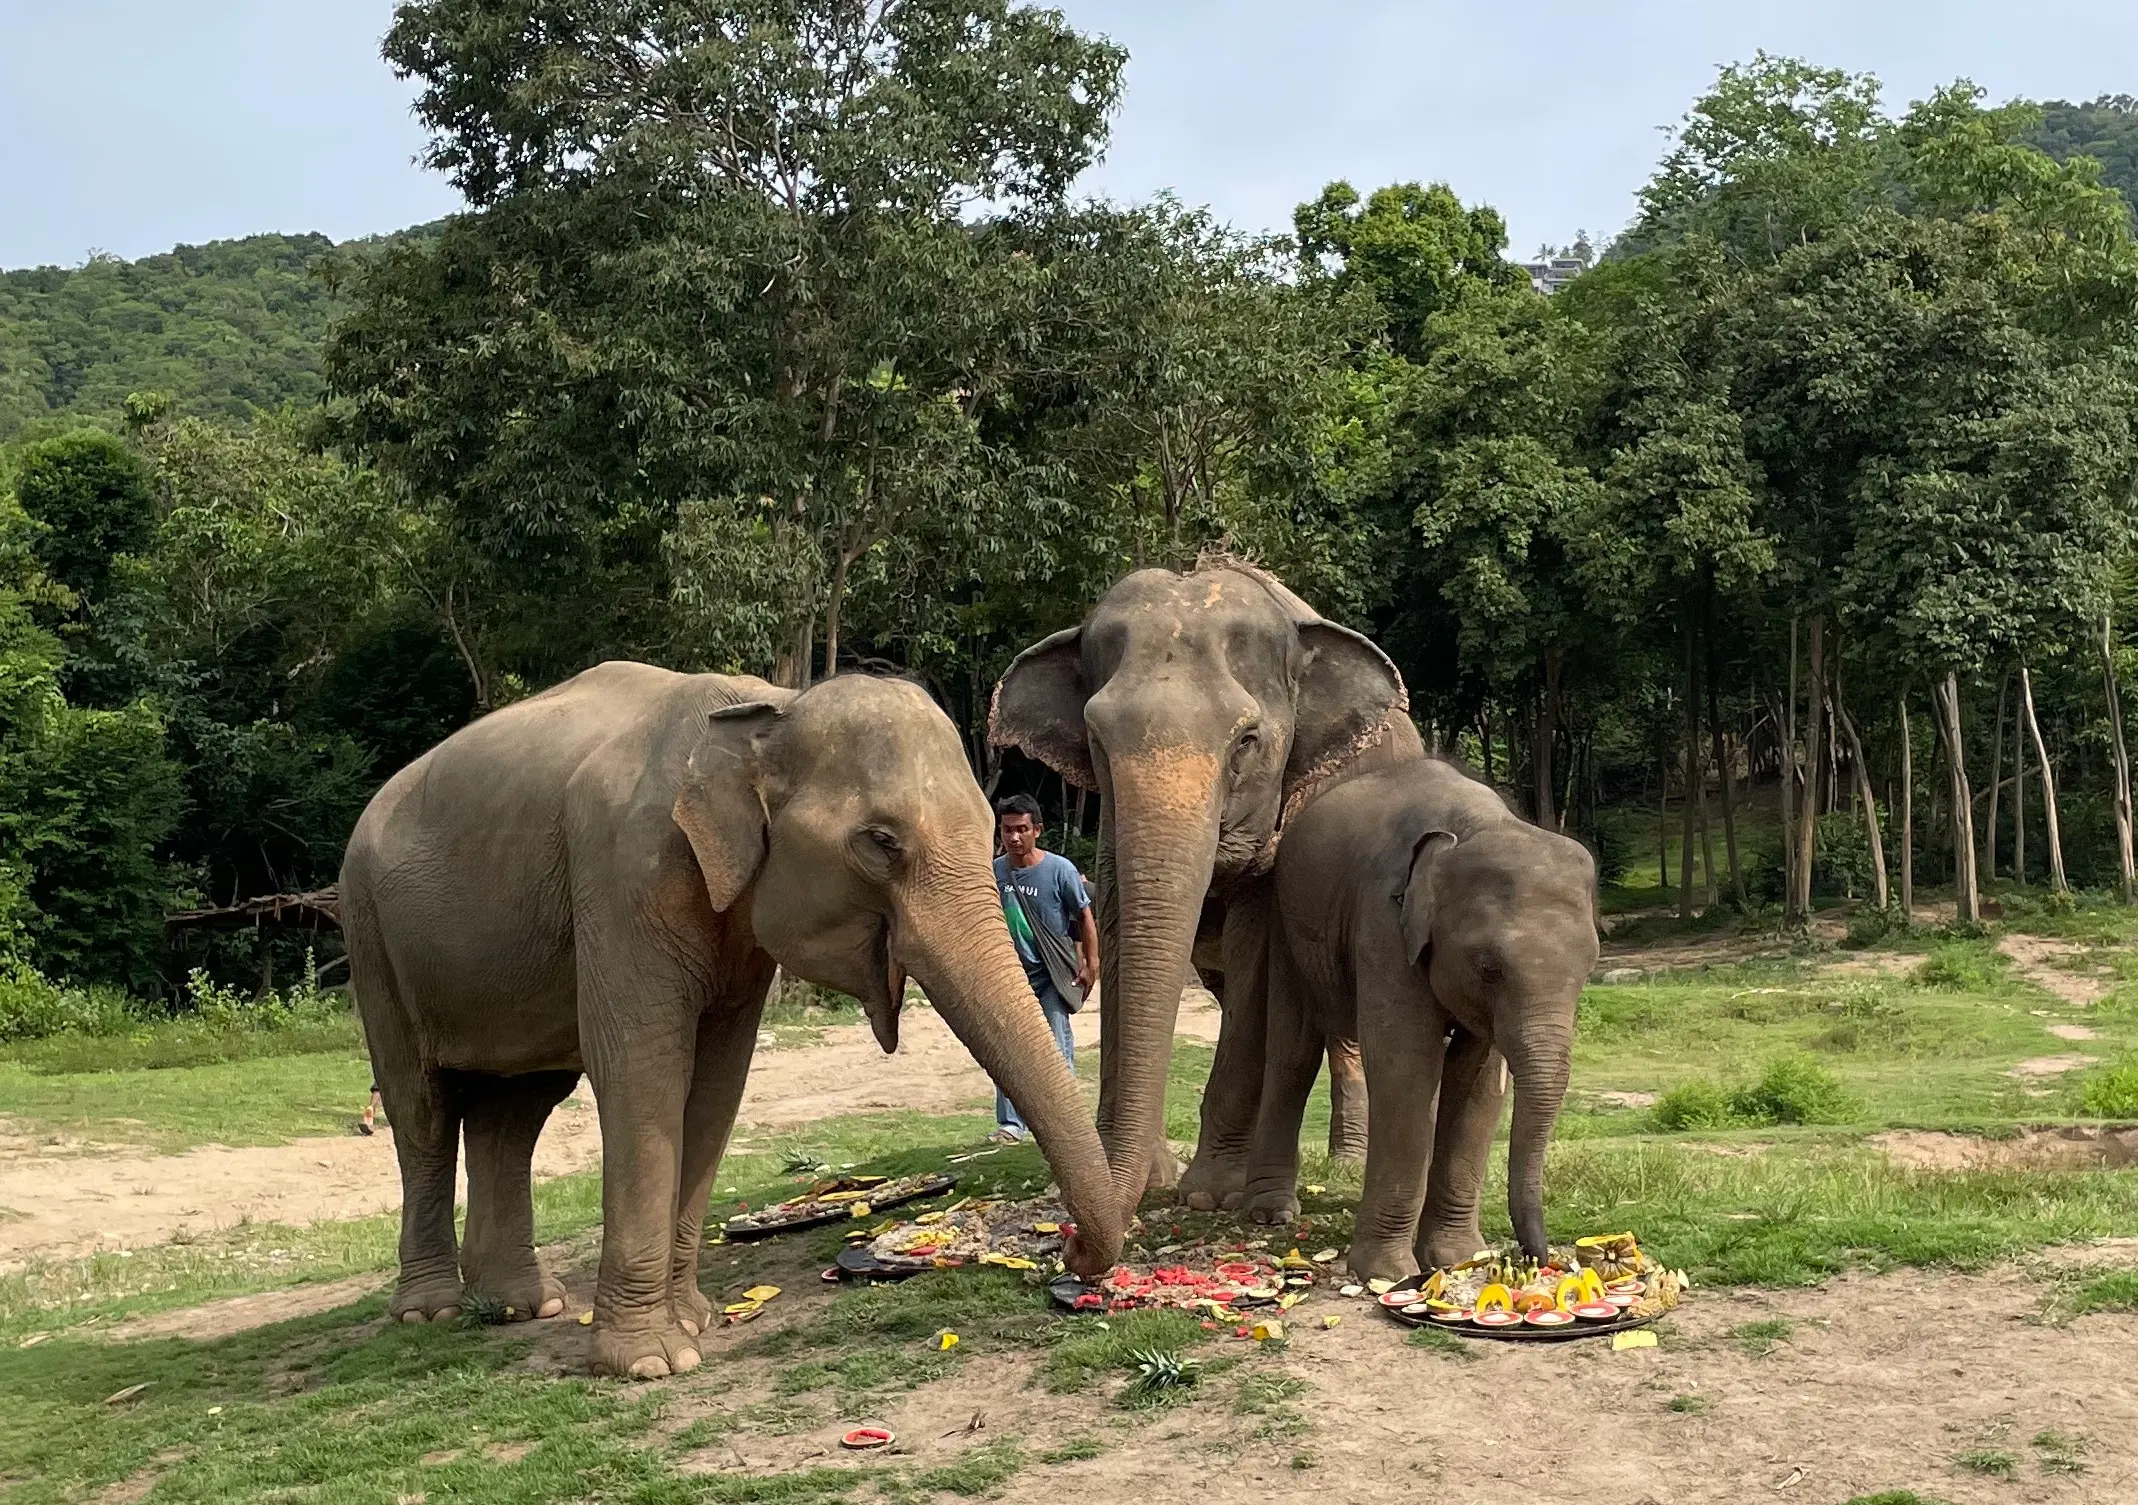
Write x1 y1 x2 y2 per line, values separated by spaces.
990 561 1408 1211
1400 821 1598 1259
672 674 1124 1276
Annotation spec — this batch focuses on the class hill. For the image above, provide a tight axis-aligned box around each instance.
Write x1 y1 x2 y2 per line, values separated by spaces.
0 227 435 443
2023 94 2138 213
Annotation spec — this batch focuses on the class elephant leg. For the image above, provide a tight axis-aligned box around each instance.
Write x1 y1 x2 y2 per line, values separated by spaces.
1347 1008 1447 1285
460 1069 580 1321
1416 1029 1508 1272
581 957 708 1381
1325 1036 1368 1162
1238 930 1319 1226
380 1064 466 1323
668 973 773 1337
1180 885 1270 1211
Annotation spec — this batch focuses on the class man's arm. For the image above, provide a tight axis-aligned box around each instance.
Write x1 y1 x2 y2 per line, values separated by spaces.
1074 901 1099 989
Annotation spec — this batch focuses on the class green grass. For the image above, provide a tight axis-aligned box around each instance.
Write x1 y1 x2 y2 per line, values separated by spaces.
1844 1494 1950 1505
1728 1317 1793 1356
1402 1325 1477 1360
0 1047 375 1151
1667 1393 1708 1413
1954 1447 2018 1477
1037 1436 1104 1464
0 1013 365 1074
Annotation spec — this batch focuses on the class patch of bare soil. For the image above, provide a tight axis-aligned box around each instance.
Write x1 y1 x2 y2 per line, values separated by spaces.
1871 1125 2138 1172
2008 1055 2101 1080
102 1273 390 1341
2000 934 2118 1007
0 991 1222 1270
498 1251 2138 1505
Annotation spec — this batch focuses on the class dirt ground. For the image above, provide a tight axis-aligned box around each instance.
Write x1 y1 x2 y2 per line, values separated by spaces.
0 990 1223 1269
16 977 2138 1502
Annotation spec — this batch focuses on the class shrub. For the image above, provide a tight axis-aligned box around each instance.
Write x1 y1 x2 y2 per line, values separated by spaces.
0 959 143 1041
2076 1055 2138 1119
1651 1078 1735 1131
185 951 344 1031
1729 1056 1859 1125
1912 942 2003 992
1650 1057 1859 1131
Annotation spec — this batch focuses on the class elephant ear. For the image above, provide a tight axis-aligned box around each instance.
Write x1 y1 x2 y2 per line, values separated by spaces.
1398 828 1461 970
672 701 786 913
1286 620 1408 793
988 626 1096 788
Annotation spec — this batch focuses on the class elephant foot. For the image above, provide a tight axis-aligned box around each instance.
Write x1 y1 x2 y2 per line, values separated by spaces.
462 1258 568 1322
1345 1240 1421 1287
674 1284 714 1338
1417 1223 1488 1273
590 1319 702 1381
390 1269 465 1325
1175 1150 1246 1213
1243 1187 1299 1227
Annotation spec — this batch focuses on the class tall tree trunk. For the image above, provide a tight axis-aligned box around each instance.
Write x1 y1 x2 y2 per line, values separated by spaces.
2102 614 2136 903
1480 708 1495 785
1782 619 1800 915
2014 686 2027 884
1836 700 1889 909
1986 672 2007 884
1679 632 1698 916
2019 665 2068 894
1532 655 1558 831
1898 683 1915 918
1657 743 1671 891
1706 614 1746 908
820 550 852 680
1934 671 1981 922
1792 615 1825 924
1690 638 1717 907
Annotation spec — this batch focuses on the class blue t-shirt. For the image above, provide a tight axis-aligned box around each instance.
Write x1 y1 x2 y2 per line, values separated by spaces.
994 851 1089 983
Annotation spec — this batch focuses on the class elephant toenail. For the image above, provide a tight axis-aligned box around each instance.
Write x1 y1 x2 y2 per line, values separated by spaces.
538 1298 565 1319
628 1356 671 1380
400 1310 426 1324
672 1346 702 1374
431 1306 461 1323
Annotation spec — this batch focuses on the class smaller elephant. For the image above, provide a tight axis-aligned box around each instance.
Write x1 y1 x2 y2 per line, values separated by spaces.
1249 759 1596 1283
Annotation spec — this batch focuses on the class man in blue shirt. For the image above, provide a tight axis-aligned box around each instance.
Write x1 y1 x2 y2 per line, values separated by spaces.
990 793 1100 1142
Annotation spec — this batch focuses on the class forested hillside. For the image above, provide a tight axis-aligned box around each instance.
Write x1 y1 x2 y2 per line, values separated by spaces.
0 230 431 442
2 16 2136 1020
2026 95 2138 209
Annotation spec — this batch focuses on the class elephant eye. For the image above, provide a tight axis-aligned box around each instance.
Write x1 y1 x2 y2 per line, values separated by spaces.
1229 728 1261 775
863 828 901 855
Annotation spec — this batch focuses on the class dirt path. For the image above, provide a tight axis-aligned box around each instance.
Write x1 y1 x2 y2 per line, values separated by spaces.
0 990 1223 1269
2000 933 2119 1007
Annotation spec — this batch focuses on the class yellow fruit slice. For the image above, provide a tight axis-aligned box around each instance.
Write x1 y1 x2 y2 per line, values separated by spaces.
743 1285 781 1302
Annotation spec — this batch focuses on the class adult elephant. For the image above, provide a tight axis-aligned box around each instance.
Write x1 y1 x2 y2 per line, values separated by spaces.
343 664 1124 1379
990 559 1417 1216
1257 759 1597 1281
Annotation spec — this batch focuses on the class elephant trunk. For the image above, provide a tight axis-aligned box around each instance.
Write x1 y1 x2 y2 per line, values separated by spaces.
1099 751 1224 1217
1502 1015 1574 1260
900 881 1124 1278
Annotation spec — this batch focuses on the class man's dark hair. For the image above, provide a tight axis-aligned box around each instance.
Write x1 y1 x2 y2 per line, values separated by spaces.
996 793 1043 824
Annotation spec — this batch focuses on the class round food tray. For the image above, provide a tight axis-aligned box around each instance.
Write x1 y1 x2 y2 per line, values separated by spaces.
1380 1299 1659 1343
722 1172 956 1241
832 1244 942 1281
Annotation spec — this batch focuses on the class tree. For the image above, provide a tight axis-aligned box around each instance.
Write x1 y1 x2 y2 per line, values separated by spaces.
332 0 1128 687
12 430 154 604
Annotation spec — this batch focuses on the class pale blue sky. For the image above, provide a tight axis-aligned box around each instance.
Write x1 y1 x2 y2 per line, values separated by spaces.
4 1 2135 270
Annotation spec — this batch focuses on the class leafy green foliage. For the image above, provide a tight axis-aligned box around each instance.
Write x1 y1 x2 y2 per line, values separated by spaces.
1650 1057 1859 1130
10 429 153 601
0 233 397 442
2074 1054 2138 1117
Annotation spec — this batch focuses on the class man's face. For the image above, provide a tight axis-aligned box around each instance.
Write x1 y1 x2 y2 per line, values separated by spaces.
1000 813 1039 860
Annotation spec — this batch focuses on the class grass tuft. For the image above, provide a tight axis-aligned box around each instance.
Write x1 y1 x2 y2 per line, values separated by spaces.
1728 1317 1793 1356
1403 1324 1478 1360
1954 1447 2018 1477
1043 1311 1206 1394
1650 1057 1859 1132
1667 1394 1708 1414
1038 1437 1104 1464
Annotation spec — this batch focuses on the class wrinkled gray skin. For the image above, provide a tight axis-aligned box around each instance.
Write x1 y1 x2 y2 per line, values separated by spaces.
343 664 1124 1379
991 562 1415 1220
1257 759 1597 1282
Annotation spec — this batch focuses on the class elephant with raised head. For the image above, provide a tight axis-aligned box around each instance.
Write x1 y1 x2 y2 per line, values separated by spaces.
343 663 1125 1379
1253 758 1597 1283
990 559 1418 1217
